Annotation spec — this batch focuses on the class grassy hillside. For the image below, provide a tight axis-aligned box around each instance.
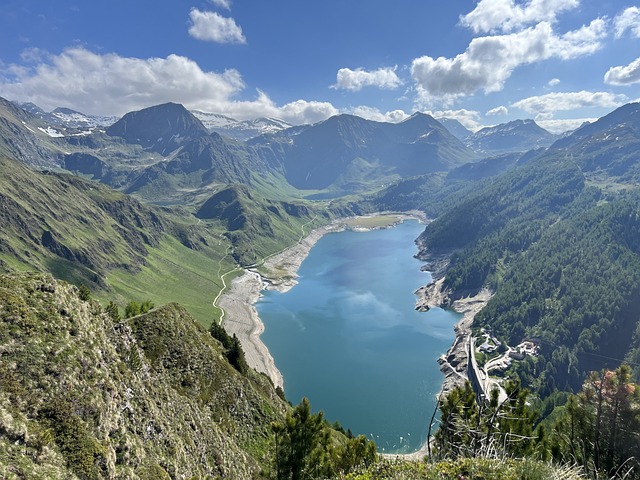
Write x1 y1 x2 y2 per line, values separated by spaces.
0 153 341 326
196 183 324 266
0 272 288 479
0 155 235 326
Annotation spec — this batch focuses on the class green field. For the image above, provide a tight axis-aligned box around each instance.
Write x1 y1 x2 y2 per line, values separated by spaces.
343 214 403 229
106 235 234 328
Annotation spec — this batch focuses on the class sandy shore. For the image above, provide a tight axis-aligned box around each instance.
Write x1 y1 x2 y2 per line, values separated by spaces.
218 270 285 388
218 222 342 388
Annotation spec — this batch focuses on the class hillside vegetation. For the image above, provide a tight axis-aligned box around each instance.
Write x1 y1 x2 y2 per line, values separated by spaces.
3 96 640 477
0 273 287 479
418 121 640 393
0 272 588 479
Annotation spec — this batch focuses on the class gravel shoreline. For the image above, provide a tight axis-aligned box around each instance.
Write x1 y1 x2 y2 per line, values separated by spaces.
218 222 342 389
414 277 493 397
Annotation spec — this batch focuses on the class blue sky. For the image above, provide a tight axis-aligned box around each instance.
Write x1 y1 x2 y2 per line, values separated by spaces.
1 0 639 132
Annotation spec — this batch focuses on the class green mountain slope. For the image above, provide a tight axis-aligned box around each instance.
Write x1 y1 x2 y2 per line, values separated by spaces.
548 101 640 185
0 272 286 479
418 103 640 393
250 113 478 193
0 155 234 325
196 184 318 265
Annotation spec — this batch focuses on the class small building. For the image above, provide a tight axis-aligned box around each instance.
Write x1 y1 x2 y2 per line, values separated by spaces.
479 341 498 354
509 350 525 360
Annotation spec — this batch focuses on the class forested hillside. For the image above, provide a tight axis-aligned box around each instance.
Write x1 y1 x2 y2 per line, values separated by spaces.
2 92 640 477
419 104 640 394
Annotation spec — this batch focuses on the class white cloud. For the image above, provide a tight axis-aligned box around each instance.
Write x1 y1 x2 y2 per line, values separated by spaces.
19 47 47 64
604 57 640 86
512 91 628 115
211 0 232 10
278 99 339 125
332 66 401 91
548 77 560 86
536 117 597 134
614 6 640 38
348 106 408 123
460 0 579 33
486 105 508 115
411 19 606 106
0 47 243 115
429 109 483 131
0 47 339 125
559 18 607 53
188 9 246 44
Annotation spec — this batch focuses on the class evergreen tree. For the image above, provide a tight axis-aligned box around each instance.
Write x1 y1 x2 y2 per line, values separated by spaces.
105 301 121 322
124 301 141 318
228 334 248 375
209 320 233 349
78 284 91 302
549 365 640 477
139 300 154 314
271 397 377 479
434 381 540 460
273 397 324 480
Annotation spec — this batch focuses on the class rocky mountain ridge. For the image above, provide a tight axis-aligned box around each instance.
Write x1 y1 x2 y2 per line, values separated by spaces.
465 118 557 155
250 112 479 191
0 272 287 479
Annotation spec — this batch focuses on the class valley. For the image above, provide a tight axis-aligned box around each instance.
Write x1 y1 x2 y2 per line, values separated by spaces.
1 95 640 478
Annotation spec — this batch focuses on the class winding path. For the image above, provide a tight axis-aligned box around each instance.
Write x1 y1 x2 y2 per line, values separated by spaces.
212 215 318 324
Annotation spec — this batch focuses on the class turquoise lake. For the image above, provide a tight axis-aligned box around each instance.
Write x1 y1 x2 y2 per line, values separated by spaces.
257 220 460 453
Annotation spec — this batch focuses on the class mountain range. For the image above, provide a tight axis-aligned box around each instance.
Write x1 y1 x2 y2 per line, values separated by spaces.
192 110 293 140
249 112 479 191
2 93 640 477
464 118 558 154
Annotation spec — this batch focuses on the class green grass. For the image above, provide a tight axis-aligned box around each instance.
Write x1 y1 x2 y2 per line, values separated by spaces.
106 235 235 328
343 214 404 229
343 457 586 479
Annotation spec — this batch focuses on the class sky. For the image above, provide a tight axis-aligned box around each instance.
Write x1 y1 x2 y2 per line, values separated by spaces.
1 0 640 133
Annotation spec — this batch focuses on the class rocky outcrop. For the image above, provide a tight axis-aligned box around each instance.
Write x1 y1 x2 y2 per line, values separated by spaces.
0 273 287 479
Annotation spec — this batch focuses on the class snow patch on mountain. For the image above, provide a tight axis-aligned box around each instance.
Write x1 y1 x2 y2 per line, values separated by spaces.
191 110 292 140
38 126 64 138
14 102 118 136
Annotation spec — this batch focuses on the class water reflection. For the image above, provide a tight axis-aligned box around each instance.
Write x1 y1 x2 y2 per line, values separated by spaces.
258 221 460 453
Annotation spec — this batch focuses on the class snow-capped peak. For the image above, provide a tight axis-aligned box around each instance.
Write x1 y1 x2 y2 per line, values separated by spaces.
190 110 292 140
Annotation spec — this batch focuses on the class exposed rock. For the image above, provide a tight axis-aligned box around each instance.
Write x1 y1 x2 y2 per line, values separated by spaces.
0 273 287 479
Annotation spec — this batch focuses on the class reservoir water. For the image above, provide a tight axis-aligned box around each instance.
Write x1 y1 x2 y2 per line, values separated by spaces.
257 220 460 453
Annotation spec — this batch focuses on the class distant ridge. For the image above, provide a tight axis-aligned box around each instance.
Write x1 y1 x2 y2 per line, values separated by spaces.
192 109 293 140
438 117 472 141
250 112 478 190
465 119 557 154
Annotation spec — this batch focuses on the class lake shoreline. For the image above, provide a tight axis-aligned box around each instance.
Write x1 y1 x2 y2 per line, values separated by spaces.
219 212 425 389
414 278 493 398
218 211 482 458
376 274 492 461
